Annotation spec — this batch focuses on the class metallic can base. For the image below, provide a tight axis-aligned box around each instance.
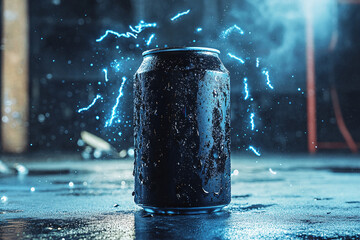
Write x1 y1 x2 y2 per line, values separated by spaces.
139 205 227 215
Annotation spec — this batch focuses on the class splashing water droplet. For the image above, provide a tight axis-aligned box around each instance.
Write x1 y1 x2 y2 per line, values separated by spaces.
1 196 8 203
269 168 277 175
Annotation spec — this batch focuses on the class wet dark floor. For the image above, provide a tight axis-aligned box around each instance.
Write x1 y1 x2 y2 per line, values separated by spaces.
0 154 360 239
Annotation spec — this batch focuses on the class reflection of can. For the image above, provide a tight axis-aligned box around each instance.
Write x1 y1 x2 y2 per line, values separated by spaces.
134 47 230 214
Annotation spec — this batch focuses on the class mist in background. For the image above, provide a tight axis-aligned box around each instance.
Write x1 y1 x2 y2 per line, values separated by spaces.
28 0 360 155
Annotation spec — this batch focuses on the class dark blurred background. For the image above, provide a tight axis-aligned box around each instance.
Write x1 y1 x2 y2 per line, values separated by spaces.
1 0 360 156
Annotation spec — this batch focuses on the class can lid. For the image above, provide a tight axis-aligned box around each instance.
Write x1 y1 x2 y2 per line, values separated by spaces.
142 47 220 56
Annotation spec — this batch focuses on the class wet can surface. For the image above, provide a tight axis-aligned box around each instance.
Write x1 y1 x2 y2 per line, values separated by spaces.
133 47 230 214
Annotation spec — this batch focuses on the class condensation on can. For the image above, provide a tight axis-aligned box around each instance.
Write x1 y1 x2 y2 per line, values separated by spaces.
133 47 230 214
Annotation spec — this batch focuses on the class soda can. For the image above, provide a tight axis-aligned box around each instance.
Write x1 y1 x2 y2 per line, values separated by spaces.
134 47 230 214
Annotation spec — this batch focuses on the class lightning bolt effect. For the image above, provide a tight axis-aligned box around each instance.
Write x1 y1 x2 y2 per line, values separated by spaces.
262 70 274 89
83 10 284 159
170 9 191 21
227 53 245 64
130 21 157 33
103 68 109 82
146 34 155 46
105 77 127 127
96 30 136 42
78 94 103 113
221 24 244 38
249 146 261 157
250 113 255 131
96 20 157 42
243 77 249 100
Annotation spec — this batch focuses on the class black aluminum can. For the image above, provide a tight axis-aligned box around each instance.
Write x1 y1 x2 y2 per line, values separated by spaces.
133 47 230 214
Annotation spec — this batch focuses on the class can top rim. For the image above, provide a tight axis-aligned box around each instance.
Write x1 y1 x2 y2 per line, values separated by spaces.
142 47 220 56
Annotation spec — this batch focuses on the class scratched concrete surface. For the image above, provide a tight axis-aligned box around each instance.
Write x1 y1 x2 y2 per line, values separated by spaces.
0 154 359 239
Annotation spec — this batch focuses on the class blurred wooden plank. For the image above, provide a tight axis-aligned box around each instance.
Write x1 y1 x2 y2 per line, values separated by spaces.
1 0 29 153
305 2 317 154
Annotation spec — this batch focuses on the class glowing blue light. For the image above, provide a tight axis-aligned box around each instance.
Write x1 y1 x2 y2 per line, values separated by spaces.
221 24 244 38
146 33 155 46
250 113 255 130
78 94 103 113
196 27 203 32
249 146 261 156
256 58 260 68
96 20 157 42
243 77 249 100
130 21 157 33
96 30 137 42
262 70 274 89
170 9 190 21
103 68 109 82
228 53 245 64
105 77 127 127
